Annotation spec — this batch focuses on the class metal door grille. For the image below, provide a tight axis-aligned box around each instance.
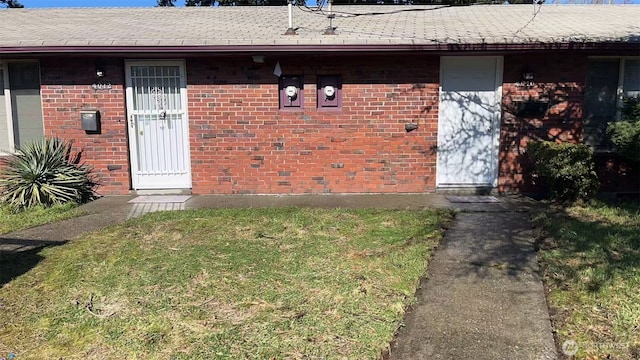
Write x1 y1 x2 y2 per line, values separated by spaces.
130 65 188 176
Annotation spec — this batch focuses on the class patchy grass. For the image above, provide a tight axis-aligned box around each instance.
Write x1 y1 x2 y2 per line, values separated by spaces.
0 207 452 359
0 203 82 235
534 201 640 359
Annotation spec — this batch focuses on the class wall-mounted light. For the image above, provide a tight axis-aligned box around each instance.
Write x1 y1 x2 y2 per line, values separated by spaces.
252 55 265 64
95 66 106 79
521 67 534 82
92 64 112 90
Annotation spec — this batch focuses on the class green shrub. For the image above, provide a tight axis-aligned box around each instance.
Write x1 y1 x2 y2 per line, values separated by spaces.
527 141 599 202
0 137 97 211
607 96 640 165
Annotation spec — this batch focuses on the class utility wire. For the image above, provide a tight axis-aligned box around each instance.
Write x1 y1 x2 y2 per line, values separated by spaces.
297 1 545 39
297 2 452 17
514 1 544 35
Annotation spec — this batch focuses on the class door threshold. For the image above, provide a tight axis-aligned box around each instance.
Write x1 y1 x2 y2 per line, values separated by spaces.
135 189 192 195
435 186 496 195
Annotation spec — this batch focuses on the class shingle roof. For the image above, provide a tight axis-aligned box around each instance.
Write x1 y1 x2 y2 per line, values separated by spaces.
0 5 638 52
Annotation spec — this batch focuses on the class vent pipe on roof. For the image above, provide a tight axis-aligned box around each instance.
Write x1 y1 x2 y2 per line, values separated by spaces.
284 0 297 35
323 0 336 35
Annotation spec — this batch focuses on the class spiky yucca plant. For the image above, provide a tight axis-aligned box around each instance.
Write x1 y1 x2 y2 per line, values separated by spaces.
0 138 97 211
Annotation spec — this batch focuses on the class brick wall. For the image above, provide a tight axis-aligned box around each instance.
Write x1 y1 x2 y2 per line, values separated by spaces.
499 53 587 193
38 55 439 195
40 58 130 195
36 52 631 196
187 55 439 194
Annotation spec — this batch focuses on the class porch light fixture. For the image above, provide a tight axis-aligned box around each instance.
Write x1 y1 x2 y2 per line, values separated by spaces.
252 55 265 64
95 67 106 79
521 68 534 82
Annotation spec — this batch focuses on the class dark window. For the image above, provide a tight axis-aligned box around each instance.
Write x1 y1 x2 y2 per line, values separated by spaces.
584 58 640 150
7 62 44 148
9 62 40 90
623 59 640 98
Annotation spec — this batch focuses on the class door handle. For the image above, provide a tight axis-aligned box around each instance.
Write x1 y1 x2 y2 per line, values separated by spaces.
159 111 167 129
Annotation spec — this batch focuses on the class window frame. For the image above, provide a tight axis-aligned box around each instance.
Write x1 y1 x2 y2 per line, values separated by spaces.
584 56 639 151
0 59 44 154
614 57 638 121
0 63 15 154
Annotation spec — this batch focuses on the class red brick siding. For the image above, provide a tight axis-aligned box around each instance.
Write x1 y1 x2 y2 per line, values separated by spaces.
499 53 587 193
187 55 439 194
36 53 632 195
40 58 130 195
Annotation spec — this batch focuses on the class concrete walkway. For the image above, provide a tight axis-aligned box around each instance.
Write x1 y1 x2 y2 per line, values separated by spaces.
0 194 557 359
1 193 543 253
388 210 557 360
0 196 135 253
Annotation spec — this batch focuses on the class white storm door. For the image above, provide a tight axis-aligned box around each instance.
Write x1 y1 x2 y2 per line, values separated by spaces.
436 56 502 187
125 61 191 189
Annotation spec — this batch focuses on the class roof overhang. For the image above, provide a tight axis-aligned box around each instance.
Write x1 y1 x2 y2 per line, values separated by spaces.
0 42 638 57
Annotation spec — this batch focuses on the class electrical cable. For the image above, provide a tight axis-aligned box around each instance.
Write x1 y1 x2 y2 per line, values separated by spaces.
297 3 452 17
514 1 544 35
294 1 545 40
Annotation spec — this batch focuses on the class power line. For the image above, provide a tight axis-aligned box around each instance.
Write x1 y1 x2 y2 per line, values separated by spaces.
297 2 453 18
514 1 544 35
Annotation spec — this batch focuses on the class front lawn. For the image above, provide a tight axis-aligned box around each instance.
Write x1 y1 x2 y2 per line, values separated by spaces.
0 207 452 359
534 201 640 359
0 203 81 235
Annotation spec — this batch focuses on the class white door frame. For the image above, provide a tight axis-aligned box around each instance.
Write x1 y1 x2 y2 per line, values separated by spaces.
436 56 503 188
125 60 192 190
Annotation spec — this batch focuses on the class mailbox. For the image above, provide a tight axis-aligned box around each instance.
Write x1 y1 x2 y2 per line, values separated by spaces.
81 110 101 132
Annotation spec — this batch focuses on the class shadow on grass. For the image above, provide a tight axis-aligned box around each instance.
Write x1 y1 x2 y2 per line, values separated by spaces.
0 238 67 287
535 201 640 292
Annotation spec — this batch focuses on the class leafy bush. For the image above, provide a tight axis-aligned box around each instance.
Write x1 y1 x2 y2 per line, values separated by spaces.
0 138 97 211
607 96 640 165
527 141 599 202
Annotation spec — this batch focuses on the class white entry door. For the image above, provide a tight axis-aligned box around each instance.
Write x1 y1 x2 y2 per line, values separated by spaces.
125 61 191 189
436 56 502 188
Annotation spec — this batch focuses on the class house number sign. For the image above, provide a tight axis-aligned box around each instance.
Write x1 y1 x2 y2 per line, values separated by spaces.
92 82 112 90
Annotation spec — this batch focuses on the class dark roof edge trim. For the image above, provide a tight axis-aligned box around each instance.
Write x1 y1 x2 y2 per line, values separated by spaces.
0 42 636 55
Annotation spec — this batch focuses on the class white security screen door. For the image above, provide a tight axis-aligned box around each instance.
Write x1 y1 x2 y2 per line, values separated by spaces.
436 56 502 187
125 61 191 189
